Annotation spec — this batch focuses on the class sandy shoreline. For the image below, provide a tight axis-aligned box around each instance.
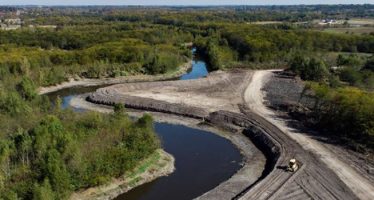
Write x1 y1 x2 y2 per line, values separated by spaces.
38 61 192 95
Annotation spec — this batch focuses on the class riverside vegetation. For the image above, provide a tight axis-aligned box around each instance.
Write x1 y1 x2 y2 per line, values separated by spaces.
0 5 374 199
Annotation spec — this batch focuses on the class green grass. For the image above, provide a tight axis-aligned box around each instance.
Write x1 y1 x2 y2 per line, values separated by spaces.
322 27 374 35
128 177 143 188
126 150 162 180
347 18 374 26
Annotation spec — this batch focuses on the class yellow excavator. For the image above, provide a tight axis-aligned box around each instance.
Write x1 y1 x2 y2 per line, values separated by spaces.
287 158 299 172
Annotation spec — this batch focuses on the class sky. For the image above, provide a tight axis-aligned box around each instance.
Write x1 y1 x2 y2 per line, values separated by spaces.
1 0 373 6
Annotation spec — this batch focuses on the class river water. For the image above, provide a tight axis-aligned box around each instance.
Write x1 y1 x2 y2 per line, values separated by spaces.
47 49 243 200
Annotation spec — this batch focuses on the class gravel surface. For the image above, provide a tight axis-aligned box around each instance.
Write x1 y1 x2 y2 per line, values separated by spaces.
263 71 315 111
251 70 374 200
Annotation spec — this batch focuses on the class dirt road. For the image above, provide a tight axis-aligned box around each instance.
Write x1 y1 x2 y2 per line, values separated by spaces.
87 69 368 200
244 70 374 200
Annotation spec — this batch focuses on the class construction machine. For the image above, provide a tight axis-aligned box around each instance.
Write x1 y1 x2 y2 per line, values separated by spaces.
287 158 299 172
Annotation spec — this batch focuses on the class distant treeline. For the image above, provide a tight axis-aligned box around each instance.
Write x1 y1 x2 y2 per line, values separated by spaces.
13 4 374 24
192 23 374 70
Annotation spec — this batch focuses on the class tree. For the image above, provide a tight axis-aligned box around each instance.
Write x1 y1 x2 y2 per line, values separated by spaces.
339 67 362 86
17 77 37 101
136 113 154 130
289 55 328 81
305 58 328 81
207 41 222 70
364 56 374 71
114 103 126 114
289 54 308 75
44 149 71 199
12 128 32 166
32 179 55 200
0 140 12 191
337 54 363 68
0 92 31 116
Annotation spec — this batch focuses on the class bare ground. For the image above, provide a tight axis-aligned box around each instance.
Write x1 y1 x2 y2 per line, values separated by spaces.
83 69 373 200
88 69 252 113
245 70 374 200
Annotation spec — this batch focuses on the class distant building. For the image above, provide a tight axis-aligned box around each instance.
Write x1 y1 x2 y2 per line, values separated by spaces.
318 19 338 25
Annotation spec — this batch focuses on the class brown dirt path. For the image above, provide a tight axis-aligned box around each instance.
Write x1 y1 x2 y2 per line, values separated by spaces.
244 70 374 200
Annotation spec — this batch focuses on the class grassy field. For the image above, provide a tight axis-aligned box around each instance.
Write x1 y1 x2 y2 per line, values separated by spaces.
347 18 374 25
249 21 283 25
322 27 374 35
313 18 374 35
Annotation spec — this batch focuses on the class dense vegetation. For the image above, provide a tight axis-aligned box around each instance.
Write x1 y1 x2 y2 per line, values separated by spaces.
194 24 374 70
306 83 374 151
0 105 159 199
288 52 374 151
0 24 192 86
13 4 374 24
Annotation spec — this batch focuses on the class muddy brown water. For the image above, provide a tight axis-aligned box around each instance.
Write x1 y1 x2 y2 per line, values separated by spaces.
47 49 244 200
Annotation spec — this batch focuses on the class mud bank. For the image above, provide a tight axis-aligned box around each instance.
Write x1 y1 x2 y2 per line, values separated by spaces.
38 61 192 95
207 110 281 172
196 111 281 200
87 94 209 119
84 70 287 199
71 94 267 200
84 91 281 199
86 69 361 200
70 149 175 200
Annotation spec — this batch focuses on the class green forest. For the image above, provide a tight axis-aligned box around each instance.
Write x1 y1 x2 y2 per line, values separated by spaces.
0 5 374 199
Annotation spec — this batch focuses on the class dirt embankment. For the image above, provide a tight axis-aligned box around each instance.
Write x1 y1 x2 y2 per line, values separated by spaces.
86 69 366 200
248 70 374 200
87 69 252 114
263 71 374 186
38 61 192 95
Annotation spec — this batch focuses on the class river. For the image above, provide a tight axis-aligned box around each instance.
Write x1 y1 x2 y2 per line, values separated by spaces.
46 49 243 200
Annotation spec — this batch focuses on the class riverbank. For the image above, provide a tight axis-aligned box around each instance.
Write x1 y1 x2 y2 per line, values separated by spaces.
38 61 192 95
86 69 363 200
70 149 175 200
70 93 266 200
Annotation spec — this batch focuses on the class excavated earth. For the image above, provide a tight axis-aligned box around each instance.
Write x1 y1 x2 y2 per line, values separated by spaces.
87 69 374 200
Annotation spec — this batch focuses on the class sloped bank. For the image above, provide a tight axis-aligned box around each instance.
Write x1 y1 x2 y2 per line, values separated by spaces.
87 94 208 119
87 93 281 199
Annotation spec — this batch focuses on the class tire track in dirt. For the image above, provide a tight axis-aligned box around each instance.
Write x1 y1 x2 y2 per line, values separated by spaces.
244 70 374 200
